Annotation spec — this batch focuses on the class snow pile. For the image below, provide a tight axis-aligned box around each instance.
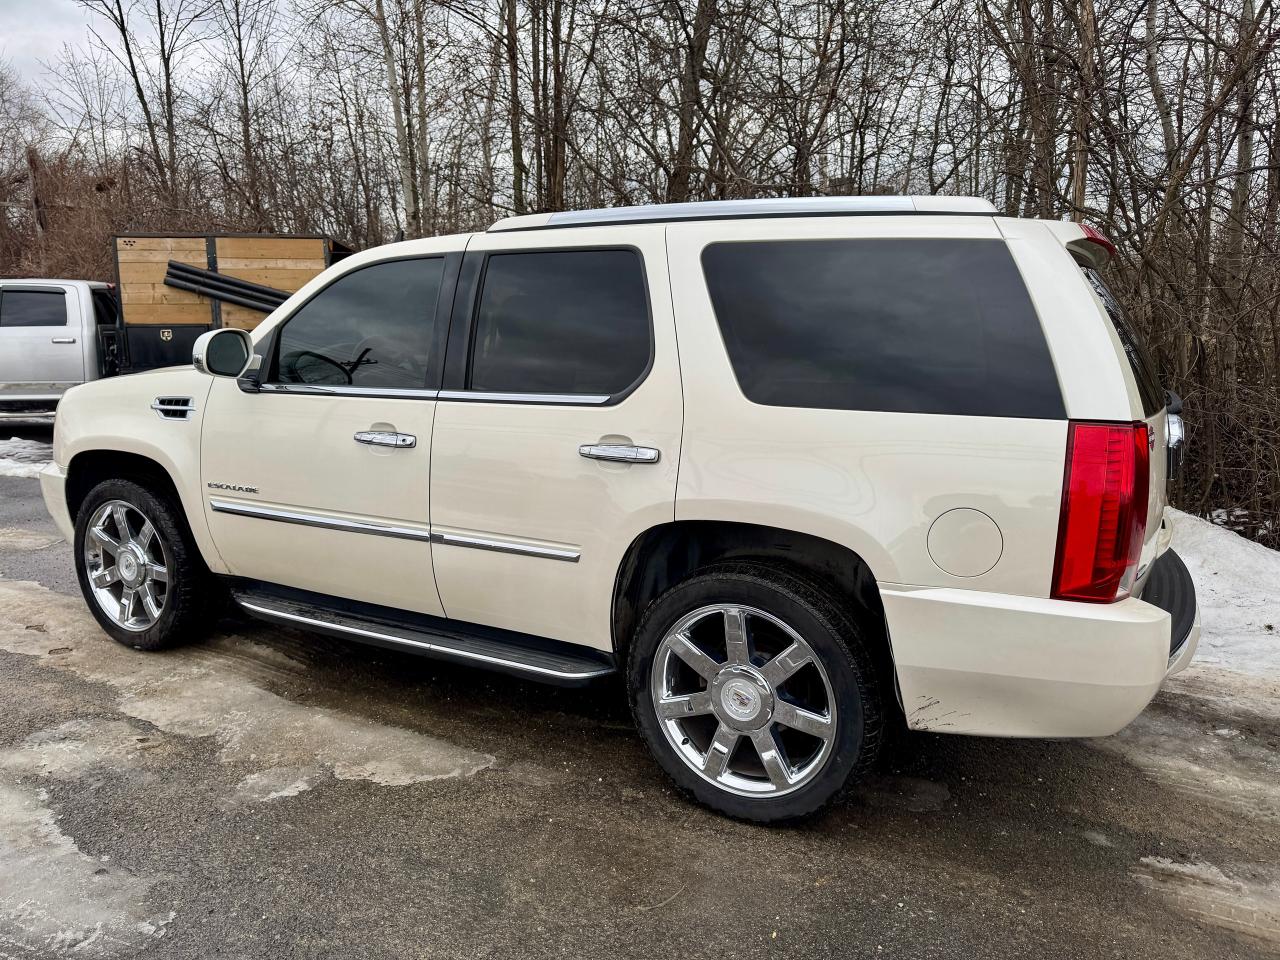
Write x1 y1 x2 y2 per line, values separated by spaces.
1170 508 1280 680
0 436 53 480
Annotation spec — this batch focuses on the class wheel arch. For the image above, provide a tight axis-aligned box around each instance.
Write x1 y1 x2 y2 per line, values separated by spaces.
67 449 179 519
65 447 226 573
611 520 899 715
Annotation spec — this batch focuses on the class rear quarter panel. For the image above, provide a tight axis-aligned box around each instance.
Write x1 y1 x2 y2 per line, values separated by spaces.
667 216 1171 736
1000 218 1168 576
666 215 1075 596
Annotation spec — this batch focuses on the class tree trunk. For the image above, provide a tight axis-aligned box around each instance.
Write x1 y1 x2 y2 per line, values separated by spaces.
504 0 527 214
1221 0 1257 402
667 0 716 203
373 0 419 236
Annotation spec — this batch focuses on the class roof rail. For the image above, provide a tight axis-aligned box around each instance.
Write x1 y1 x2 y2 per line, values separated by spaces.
488 196 997 232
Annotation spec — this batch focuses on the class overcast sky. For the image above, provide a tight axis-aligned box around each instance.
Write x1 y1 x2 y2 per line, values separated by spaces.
0 0 90 87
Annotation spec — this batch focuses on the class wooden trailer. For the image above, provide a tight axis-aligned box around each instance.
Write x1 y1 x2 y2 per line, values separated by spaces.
111 233 353 372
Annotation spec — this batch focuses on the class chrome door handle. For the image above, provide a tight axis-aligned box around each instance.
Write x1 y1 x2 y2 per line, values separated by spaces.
578 443 660 464
51 337 77 344
354 430 417 448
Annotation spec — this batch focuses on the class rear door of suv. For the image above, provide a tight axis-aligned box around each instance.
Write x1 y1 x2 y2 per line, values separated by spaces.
427 224 682 651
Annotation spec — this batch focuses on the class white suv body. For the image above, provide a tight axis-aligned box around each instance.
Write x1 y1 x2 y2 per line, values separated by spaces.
41 197 1199 821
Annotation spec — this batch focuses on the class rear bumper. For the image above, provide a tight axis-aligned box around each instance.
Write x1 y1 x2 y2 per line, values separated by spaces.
1141 548 1198 671
40 461 75 543
881 549 1199 738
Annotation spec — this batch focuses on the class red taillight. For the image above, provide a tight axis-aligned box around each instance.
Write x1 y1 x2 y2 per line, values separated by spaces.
1080 223 1117 259
1051 421 1150 602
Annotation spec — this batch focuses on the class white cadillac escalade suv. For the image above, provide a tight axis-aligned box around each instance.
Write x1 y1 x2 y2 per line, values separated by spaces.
41 196 1199 821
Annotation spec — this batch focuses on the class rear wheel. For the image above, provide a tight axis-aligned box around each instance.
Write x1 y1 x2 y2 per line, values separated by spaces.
628 563 883 822
74 478 215 651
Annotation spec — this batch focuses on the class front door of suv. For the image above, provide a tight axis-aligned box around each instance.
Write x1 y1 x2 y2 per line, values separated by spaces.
428 225 682 651
200 247 458 615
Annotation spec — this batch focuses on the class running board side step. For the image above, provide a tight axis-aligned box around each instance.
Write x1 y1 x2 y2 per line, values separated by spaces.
228 582 616 686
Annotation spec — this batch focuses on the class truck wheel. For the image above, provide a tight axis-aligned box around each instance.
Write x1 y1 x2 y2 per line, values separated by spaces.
73 478 214 651
628 563 883 822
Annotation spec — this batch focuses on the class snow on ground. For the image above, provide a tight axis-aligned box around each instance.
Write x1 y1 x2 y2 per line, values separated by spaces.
0 436 53 479
1169 508 1280 680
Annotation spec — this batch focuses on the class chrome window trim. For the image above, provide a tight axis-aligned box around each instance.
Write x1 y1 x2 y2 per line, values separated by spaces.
209 499 433 542
430 530 580 563
436 390 609 406
235 599 610 680
208 498 580 562
259 383 440 400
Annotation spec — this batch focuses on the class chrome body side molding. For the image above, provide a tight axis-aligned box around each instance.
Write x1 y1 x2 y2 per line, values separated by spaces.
430 530 580 563
208 499 434 542
208 499 580 561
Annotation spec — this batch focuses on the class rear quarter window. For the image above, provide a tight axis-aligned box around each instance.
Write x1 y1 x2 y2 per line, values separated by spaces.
701 238 1065 419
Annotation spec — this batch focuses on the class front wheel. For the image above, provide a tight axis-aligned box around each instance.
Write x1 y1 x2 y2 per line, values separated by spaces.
628 563 884 822
74 478 215 651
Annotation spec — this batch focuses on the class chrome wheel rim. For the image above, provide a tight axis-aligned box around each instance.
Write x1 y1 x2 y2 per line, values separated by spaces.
83 500 170 633
651 604 837 798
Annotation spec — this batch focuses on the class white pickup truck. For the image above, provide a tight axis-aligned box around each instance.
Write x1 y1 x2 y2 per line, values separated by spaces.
0 279 123 420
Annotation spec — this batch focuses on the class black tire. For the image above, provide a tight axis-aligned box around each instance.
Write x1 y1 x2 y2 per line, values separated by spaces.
628 562 883 822
73 477 216 651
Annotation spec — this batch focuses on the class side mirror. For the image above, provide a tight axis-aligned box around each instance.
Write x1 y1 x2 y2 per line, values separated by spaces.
193 328 253 379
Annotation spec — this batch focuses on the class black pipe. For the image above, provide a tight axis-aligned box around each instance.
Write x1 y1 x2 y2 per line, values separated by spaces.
166 260 290 300
164 272 286 309
162 275 282 314
164 261 290 307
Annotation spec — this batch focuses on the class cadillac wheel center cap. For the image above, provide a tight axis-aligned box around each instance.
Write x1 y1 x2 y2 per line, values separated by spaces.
721 678 762 722
117 550 141 585
710 666 773 730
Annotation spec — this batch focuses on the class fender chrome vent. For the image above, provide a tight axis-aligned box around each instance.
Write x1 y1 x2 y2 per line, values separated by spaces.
151 396 195 420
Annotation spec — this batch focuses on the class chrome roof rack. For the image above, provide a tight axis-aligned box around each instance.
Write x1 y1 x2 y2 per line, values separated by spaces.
488 195 997 232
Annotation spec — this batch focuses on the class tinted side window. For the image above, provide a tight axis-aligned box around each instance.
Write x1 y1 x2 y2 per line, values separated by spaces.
273 258 444 389
468 250 650 396
0 290 67 327
701 238 1064 419
1083 267 1164 417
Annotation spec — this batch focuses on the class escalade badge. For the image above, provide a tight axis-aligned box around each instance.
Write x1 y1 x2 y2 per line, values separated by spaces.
207 482 259 494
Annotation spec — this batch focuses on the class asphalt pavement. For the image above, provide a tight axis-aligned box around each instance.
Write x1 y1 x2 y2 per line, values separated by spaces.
1 421 1277 958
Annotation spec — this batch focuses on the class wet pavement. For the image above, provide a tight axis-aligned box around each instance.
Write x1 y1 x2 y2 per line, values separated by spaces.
1 431 1277 959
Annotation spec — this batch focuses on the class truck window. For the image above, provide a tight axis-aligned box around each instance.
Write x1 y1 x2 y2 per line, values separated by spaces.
0 289 68 327
701 238 1064 419
91 288 119 326
1081 267 1165 417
